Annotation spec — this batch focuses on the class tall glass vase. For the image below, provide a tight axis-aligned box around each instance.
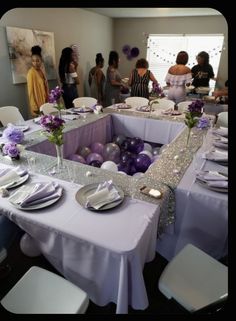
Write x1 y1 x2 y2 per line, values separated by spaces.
186 127 192 148
55 144 64 171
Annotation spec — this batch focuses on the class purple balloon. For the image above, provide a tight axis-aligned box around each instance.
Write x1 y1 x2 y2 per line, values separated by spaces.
113 134 126 147
118 163 130 174
121 138 131 151
90 160 102 168
69 154 86 164
129 164 137 176
103 143 120 164
90 142 104 155
130 47 140 58
120 151 134 166
134 154 152 172
86 152 104 165
128 137 144 154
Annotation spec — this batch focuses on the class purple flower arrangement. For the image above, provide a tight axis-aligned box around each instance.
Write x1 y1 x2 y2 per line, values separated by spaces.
0 142 20 159
39 114 65 146
2 126 24 144
151 83 164 98
197 117 210 129
48 86 64 104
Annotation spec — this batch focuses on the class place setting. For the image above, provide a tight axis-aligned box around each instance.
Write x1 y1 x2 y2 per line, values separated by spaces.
7 181 63 210
195 170 228 193
212 136 228 150
0 166 29 190
75 180 124 211
161 108 182 116
136 105 151 112
202 148 228 166
114 103 132 110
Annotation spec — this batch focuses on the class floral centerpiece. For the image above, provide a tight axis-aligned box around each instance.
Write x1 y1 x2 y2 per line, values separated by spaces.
0 126 24 160
48 86 64 117
39 114 65 170
184 99 204 146
150 83 164 98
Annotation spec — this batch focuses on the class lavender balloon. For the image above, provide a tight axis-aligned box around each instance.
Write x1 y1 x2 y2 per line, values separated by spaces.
134 154 152 172
90 142 104 155
86 152 103 165
103 143 120 164
69 154 86 164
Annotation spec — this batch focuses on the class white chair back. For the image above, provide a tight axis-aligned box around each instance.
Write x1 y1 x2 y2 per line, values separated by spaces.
217 112 228 128
158 244 228 312
73 97 97 108
177 101 192 112
124 97 149 108
155 99 175 110
0 106 24 126
39 103 59 115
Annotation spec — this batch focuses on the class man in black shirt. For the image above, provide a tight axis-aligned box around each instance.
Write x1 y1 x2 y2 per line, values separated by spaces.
191 51 215 88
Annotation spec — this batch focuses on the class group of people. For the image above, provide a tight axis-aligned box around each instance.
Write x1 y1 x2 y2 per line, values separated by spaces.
26 46 225 117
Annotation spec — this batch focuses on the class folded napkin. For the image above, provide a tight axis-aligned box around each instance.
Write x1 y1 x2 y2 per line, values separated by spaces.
8 181 63 207
85 180 121 210
207 180 228 188
213 141 228 150
212 126 228 137
196 170 228 182
62 114 79 121
203 150 228 162
0 166 28 187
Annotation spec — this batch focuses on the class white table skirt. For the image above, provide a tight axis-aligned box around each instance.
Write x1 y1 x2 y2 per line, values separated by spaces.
0 164 160 313
156 132 228 260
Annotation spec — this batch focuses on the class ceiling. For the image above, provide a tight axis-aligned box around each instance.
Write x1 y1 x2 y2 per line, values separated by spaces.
84 8 221 18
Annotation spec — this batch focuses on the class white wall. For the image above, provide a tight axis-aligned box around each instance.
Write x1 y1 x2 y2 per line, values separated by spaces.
0 8 113 119
114 16 228 88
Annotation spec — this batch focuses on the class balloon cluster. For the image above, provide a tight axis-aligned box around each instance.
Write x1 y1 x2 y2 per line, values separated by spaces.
68 135 161 176
122 45 140 61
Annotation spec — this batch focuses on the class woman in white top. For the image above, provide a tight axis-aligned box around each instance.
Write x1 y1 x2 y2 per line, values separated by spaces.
165 51 192 104
59 47 79 108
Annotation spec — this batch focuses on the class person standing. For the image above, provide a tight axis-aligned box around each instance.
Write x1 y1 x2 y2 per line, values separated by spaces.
104 51 123 107
88 53 105 105
191 51 215 88
27 45 49 117
128 58 158 98
58 47 79 108
165 51 192 104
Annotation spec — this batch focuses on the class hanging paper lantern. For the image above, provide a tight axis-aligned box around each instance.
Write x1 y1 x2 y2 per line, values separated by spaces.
130 47 140 58
122 45 131 55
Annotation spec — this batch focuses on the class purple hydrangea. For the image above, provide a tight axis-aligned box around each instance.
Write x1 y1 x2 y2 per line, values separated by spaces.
2 142 20 158
3 126 24 144
130 47 140 58
39 114 65 145
197 117 210 129
151 83 163 96
187 99 204 116
48 86 64 104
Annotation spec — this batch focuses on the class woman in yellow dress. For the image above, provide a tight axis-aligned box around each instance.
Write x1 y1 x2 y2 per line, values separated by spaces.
27 46 49 117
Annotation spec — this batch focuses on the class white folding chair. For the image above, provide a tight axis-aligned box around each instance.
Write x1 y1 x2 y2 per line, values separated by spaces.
73 97 97 108
177 101 192 112
155 99 175 110
124 96 149 108
39 103 59 115
216 112 228 128
0 106 24 126
158 244 228 313
1 266 89 314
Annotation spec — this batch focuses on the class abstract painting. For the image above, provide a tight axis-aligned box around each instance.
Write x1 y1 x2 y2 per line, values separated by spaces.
6 26 57 84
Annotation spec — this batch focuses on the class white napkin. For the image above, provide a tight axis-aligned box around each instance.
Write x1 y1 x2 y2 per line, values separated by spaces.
33 117 41 124
207 180 228 188
0 166 27 187
8 181 62 207
196 170 228 181
85 180 121 210
213 141 228 150
212 126 228 137
203 150 228 162
62 114 79 121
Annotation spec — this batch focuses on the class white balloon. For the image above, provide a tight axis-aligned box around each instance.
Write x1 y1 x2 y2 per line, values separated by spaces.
152 155 160 162
118 171 127 175
101 161 118 172
139 150 153 160
143 143 152 153
20 233 41 257
133 172 145 178
152 147 160 156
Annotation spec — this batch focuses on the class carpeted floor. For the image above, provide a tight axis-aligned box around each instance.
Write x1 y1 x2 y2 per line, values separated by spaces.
0 233 189 315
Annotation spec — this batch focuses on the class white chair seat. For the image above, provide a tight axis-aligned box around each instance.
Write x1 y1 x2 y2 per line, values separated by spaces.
177 101 192 112
158 244 228 312
155 99 175 110
125 96 149 108
39 103 60 115
216 112 228 128
1 266 89 314
0 106 24 126
73 97 97 108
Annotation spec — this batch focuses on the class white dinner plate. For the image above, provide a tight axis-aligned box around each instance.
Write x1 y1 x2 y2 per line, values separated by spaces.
70 107 93 113
75 183 124 211
0 173 29 189
196 178 228 193
115 103 132 109
12 125 30 132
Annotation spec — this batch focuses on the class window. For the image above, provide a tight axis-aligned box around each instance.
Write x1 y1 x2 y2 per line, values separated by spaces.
146 34 224 89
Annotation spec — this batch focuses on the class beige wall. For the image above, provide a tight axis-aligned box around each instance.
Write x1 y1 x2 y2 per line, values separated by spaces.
0 8 113 119
114 16 228 88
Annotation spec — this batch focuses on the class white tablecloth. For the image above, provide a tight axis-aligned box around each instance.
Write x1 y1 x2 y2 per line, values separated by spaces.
0 163 160 313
